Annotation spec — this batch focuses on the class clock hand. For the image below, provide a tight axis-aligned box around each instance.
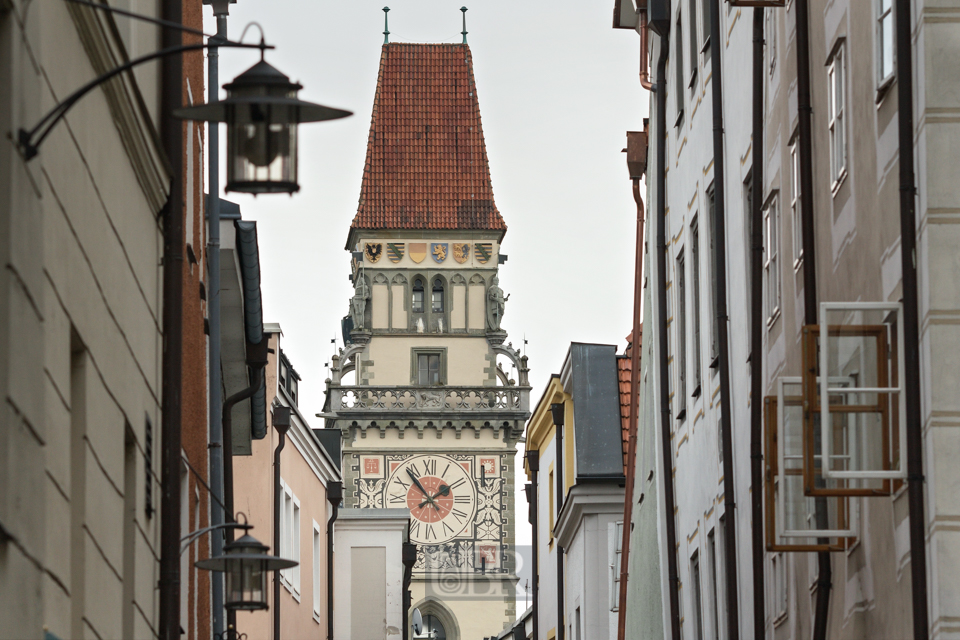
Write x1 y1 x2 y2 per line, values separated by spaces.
407 469 435 506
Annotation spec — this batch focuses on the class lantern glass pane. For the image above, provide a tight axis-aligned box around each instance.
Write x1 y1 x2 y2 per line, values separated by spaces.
224 557 267 610
225 86 300 194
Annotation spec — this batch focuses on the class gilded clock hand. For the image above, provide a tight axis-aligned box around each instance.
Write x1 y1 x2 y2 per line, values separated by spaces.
419 484 450 509
406 469 436 507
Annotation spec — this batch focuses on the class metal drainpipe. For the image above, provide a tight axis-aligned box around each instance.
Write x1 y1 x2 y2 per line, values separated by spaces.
206 11 227 637
271 405 291 640
617 179 645 640
653 28 683 640
749 8 767 640
526 450 540 640
794 1 834 635
402 540 416 640
158 0 184 637
708 2 741 638
554 406 565 640
327 480 343 640
895 0 930 637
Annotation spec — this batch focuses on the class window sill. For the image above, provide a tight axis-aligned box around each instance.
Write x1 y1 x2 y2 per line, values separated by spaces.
692 384 702 399
709 355 720 370
830 169 848 197
766 308 781 329
773 612 788 628
676 408 687 422
675 110 685 129
314 611 322 624
688 71 698 90
793 256 804 273
876 74 895 105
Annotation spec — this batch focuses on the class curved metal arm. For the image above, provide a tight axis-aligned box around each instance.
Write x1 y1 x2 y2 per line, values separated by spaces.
179 521 249 556
17 40 271 160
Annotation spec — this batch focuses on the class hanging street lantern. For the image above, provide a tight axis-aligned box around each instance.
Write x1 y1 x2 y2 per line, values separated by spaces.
195 525 296 611
175 46 351 194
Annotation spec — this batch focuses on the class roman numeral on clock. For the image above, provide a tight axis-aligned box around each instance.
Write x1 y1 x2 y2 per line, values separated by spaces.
389 494 405 504
426 525 436 541
441 463 451 479
442 522 455 536
394 477 410 490
452 508 468 524
423 459 437 475
449 478 466 491
454 495 471 504
410 521 421 538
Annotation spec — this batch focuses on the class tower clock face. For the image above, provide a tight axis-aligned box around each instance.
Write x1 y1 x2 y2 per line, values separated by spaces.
386 454 478 544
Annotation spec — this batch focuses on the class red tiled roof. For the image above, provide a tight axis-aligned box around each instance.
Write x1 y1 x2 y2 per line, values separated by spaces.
617 353 633 476
350 44 506 236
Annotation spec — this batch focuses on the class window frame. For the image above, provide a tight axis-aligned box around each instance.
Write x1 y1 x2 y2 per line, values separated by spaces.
675 10 686 127
411 348 447 386
876 0 895 91
699 0 712 63
676 249 687 416
412 277 425 314
691 216 702 396
706 184 719 367
431 277 445 313
312 521 322 620
827 41 847 190
763 192 781 326
688 0 699 89
609 521 624 612
789 136 803 270
691 550 704 640
280 480 302 596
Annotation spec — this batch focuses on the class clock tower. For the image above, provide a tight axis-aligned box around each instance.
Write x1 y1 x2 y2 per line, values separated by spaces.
323 43 531 640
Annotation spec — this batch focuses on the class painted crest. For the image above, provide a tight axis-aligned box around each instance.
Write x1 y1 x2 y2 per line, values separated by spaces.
364 242 383 263
431 243 448 263
474 243 493 264
453 242 470 264
409 243 427 264
387 243 405 263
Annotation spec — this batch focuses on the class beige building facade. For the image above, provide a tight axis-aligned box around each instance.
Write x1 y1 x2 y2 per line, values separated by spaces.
0 1 207 639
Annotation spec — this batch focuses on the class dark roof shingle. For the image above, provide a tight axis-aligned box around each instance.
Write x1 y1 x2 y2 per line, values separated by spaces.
350 43 506 236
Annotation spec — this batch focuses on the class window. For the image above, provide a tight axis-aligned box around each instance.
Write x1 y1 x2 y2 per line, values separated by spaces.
827 43 847 186
699 0 712 64
610 521 624 611
707 184 719 365
432 277 444 313
691 551 704 640
767 10 777 75
676 250 687 414
413 349 444 385
707 530 719 640
688 0 699 87
548 470 555 541
280 482 301 595
412 278 424 313
770 552 788 621
313 522 322 619
763 195 781 323
743 172 754 345
877 0 894 86
790 136 802 268
675 12 685 125
691 217 702 394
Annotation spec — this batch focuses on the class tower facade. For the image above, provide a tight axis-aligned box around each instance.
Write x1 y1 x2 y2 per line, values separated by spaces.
324 43 530 640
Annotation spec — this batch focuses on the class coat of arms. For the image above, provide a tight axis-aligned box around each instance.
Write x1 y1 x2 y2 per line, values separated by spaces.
364 243 383 263
474 243 493 264
409 243 427 264
431 243 448 263
387 243 405 263
453 243 470 263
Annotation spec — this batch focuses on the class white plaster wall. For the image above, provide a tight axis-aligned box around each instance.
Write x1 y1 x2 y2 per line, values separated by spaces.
373 282 389 329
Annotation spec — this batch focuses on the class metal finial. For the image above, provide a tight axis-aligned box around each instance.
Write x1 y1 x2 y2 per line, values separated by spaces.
460 6 468 44
383 7 390 44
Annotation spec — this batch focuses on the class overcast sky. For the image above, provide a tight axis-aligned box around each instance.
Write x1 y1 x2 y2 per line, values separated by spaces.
206 0 649 590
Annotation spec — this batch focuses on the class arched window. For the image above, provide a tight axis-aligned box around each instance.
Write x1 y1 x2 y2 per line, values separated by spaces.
412 278 424 313
432 278 444 313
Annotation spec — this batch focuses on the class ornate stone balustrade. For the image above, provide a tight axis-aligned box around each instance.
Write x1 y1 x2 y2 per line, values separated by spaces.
330 385 529 413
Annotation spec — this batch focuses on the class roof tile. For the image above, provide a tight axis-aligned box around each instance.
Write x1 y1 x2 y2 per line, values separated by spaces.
350 44 506 235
